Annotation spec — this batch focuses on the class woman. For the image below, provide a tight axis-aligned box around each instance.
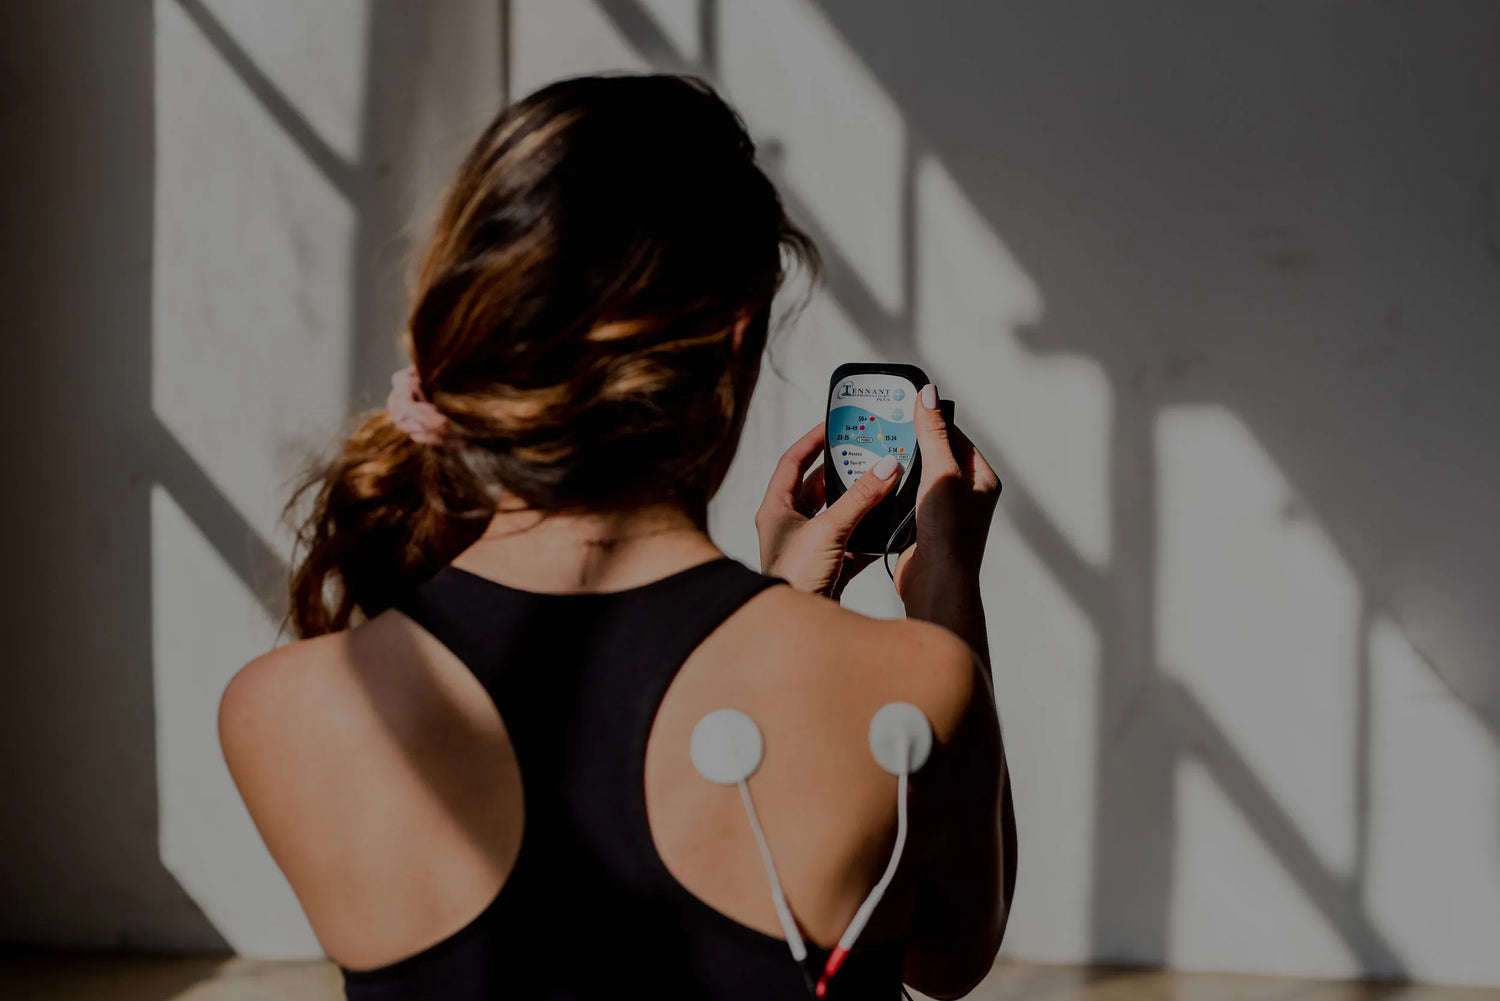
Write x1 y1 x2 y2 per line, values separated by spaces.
220 73 1012 1000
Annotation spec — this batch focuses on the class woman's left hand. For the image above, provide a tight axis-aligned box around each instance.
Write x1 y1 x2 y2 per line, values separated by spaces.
754 423 904 599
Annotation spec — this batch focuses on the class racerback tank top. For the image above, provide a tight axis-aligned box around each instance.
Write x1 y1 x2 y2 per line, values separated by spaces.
338 554 909 1000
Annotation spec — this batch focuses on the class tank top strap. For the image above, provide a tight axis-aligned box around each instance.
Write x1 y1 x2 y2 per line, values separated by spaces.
564 557 788 902
341 559 914 999
387 563 535 677
548 554 790 760
387 553 789 891
604 556 791 704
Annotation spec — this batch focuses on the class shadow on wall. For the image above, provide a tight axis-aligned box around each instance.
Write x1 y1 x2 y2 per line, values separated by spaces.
585 0 1500 984
805 0 1500 980
4 0 1497 983
0 0 227 956
1 0 503 962
147 0 502 958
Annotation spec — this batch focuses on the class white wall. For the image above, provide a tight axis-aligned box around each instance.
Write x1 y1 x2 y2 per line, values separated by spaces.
516 0 1500 988
3 0 1499 988
1 0 503 958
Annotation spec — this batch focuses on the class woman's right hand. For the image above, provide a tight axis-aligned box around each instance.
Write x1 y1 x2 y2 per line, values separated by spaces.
755 423 903 599
892 383 1002 604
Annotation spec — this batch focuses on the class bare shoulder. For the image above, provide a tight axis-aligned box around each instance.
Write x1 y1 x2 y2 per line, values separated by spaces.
217 612 522 968
739 584 983 741
217 611 494 831
216 626 384 857
218 630 355 775
660 581 991 946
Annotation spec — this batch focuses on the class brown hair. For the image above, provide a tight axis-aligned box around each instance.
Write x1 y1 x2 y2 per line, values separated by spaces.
286 74 820 638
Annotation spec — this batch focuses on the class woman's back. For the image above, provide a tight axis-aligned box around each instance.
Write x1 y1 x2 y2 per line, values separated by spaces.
221 72 1010 1000
221 548 983 1000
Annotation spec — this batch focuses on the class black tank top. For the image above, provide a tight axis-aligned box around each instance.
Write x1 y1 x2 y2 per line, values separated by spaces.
339 555 909 1001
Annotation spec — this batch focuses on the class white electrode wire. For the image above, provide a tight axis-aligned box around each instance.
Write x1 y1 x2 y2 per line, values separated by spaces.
834 768 910 955
737 780 808 963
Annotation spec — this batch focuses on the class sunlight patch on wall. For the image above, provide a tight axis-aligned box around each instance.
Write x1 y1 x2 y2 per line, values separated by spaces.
154 0 356 547
1169 756 1359 977
914 152 1112 569
1366 615 1500 986
151 485 320 957
1156 405 1358 879
981 510 1100 960
717 0 907 316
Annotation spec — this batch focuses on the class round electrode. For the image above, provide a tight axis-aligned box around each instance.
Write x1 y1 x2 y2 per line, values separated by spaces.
868 702 933 776
690 708 765 785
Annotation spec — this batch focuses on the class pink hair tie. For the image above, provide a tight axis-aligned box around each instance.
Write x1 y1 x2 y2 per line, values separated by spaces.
386 366 449 446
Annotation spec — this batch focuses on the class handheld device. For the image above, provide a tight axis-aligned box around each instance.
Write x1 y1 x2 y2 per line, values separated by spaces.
824 363 953 565
824 363 925 557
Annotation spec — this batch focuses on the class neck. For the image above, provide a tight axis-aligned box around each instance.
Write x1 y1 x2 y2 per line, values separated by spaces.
450 496 724 593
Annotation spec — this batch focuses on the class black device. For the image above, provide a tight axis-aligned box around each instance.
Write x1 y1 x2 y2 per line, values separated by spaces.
824 362 954 564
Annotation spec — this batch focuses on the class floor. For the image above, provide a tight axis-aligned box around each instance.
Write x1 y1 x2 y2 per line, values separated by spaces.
2 955 1498 1001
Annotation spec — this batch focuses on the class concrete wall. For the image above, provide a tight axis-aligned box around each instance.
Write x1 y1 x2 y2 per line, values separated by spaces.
3 0 1499 987
515 0 1500 985
0 0 503 957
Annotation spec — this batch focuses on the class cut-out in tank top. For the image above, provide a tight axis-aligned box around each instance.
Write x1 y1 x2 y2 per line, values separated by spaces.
338 555 909 1000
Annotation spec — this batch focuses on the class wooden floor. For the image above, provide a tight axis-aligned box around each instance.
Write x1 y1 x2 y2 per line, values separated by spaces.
1 953 1497 1001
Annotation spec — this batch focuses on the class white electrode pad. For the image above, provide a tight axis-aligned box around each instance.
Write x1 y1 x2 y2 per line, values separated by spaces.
827 373 919 490
690 708 765 785
868 702 933 776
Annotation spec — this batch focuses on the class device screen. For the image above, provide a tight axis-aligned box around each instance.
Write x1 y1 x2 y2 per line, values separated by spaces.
827 372 919 491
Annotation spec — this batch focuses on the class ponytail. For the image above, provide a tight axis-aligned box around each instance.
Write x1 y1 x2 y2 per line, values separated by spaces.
285 411 490 638
283 74 819 638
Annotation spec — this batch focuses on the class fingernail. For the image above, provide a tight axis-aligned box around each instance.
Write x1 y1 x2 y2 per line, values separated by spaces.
921 383 938 409
873 455 899 479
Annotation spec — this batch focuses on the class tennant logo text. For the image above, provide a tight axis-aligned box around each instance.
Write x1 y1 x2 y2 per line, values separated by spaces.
836 385 903 400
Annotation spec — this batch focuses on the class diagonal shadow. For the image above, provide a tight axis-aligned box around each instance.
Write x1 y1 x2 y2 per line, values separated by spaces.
0 0 228 962
173 0 364 203
142 417 287 625
1158 678 1403 973
591 0 1410 977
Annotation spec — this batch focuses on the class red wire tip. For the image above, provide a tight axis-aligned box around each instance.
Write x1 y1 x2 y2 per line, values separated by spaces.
814 947 850 997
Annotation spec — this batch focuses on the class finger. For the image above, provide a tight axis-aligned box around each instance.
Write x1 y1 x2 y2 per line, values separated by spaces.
820 455 904 539
761 423 827 510
914 382 960 498
793 463 827 518
915 383 959 473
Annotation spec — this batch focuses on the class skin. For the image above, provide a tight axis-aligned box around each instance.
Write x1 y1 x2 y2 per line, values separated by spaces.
220 322 1011 999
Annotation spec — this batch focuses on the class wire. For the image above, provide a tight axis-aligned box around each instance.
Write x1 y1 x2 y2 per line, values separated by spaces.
737 780 808 963
725 707 924 1000
834 771 910 954
883 506 915 581
813 769 913 997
